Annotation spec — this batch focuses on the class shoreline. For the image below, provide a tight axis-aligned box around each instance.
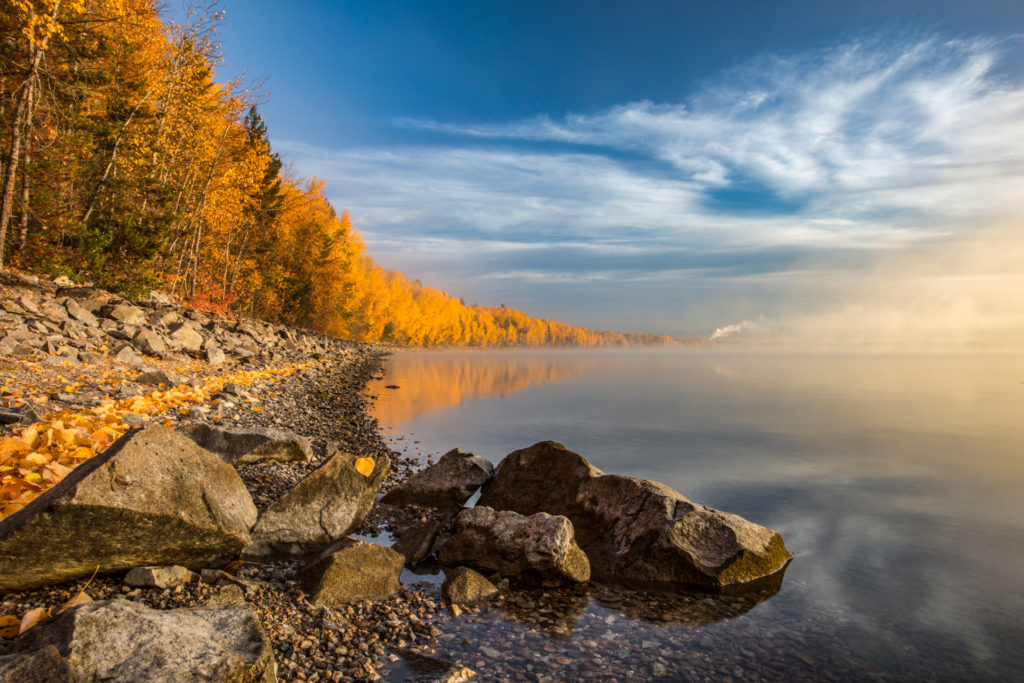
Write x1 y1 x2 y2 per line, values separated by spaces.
0 343 448 681
0 273 860 681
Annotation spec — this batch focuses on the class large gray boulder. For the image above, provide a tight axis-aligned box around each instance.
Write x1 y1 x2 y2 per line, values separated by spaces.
438 506 590 587
297 538 404 605
132 328 167 356
206 344 226 365
477 441 792 592
382 448 493 511
167 322 204 353
243 450 390 559
185 424 312 466
0 599 275 682
0 424 258 592
101 303 147 326
63 298 98 327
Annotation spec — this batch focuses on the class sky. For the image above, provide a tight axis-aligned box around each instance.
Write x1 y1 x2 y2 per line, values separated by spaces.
192 1 1023 342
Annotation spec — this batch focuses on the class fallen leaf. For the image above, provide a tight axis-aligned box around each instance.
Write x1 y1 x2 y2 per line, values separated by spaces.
56 591 93 614
354 457 375 477
19 606 50 635
23 452 48 466
0 615 19 639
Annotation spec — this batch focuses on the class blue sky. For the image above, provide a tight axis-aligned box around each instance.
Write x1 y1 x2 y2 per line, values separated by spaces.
198 1 1023 340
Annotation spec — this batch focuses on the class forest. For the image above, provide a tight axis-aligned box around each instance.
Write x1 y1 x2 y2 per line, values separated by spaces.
0 1 677 348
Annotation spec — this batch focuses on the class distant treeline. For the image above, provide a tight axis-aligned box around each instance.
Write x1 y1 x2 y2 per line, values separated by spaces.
0 1 677 347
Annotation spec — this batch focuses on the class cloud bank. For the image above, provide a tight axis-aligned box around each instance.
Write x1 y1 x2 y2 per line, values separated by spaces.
280 35 1024 344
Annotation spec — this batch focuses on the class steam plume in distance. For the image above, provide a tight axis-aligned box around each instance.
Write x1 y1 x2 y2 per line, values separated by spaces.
705 222 1023 351
709 321 761 340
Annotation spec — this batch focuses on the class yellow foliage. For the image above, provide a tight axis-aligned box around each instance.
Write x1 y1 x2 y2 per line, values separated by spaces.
0 360 318 521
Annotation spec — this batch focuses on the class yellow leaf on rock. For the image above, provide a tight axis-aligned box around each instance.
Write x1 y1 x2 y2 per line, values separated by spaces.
354 457 375 477
18 607 50 635
0 615 19 639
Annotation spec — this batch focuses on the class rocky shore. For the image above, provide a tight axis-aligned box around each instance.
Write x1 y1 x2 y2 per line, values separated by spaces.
0 271 793 681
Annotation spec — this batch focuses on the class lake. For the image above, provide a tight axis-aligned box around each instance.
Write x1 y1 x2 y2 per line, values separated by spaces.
370 349 1024 681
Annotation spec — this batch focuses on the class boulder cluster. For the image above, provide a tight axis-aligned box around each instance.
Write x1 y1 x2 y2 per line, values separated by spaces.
0 272 347 369
385 442 792 602
0 422 395 680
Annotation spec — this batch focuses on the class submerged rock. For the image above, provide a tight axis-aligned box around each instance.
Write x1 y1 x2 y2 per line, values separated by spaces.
442 566 500 606
477 441 792 592
382 651 477 683
243 450 389 559
297 538 404 605
0 599 275 682
438 506 590 587
382 448 493 511
0 424 258 592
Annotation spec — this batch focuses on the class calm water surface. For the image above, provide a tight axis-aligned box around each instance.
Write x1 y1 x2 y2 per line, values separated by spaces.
370 349 1024 681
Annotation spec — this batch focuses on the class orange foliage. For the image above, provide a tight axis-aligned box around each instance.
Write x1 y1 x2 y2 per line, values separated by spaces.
0 1 678 348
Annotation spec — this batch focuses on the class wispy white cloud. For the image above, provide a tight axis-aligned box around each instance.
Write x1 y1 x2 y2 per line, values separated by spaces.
278 35 1024 338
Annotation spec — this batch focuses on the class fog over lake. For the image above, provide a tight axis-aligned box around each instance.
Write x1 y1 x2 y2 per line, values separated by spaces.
371 349 1024 680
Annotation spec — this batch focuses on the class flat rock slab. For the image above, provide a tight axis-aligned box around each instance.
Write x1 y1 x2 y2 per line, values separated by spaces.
298 538 404 605
243 450 390 560
185 423 313 466
477 441 792 592
438 506 590 587
0 424 258 592
0 599 275 682
382 448 493 511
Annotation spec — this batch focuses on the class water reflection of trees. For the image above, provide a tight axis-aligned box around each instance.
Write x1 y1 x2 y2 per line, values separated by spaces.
371 352 607 426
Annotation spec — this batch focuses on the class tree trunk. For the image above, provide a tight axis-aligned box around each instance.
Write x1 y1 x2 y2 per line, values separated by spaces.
0 1 60 269
0 73 37 269
17 76 37 253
